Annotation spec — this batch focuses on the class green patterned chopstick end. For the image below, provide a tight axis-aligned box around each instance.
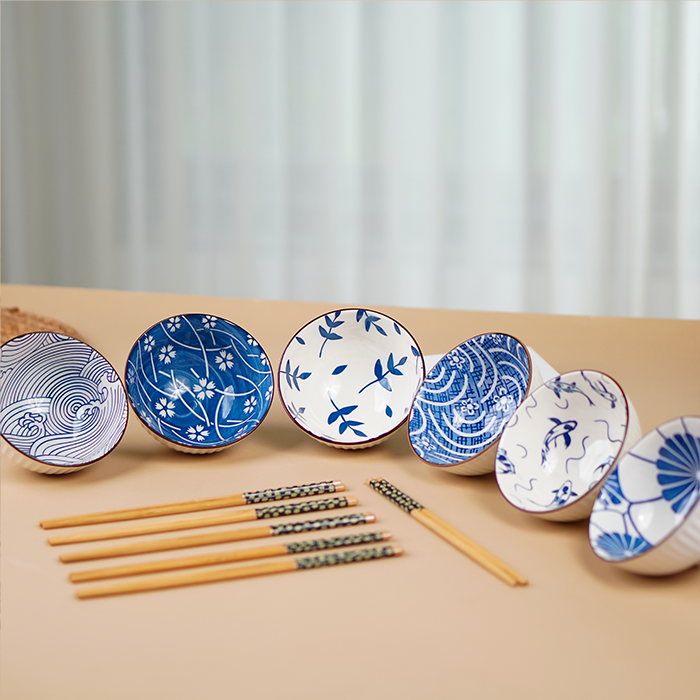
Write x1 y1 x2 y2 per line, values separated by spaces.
367 478 424 513
270 512 371 537
243 481 339 505
286 531 386 555
255 496 349 520
296 545 400 569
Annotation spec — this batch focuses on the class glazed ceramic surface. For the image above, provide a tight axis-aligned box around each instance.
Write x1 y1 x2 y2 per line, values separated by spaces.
278 309 424 448
588 416 700 575
496 370 641 521
408 333 537 474
126 314 273 453
0 332 128 474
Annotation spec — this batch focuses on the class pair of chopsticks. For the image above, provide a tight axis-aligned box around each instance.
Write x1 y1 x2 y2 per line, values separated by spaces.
367 478 527 587
42 480 403 598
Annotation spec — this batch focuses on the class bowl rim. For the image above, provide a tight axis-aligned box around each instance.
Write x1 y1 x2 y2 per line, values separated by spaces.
124 312 274 451
494 368 632 515
0 331 129 468
587 413 700 565
408 331 536 468
277 306 425 447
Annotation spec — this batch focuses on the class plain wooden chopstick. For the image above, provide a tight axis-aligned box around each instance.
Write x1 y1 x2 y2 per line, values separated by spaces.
58 511 376 563
366 478 527 587
40 480 346 529
48 495 358 545
75 544 404 599
69 531 392 582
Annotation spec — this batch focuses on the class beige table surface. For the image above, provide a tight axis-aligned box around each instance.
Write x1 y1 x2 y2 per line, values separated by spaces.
1 283 699 700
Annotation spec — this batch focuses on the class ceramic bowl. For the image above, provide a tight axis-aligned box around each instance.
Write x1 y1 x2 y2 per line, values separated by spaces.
588 416 700 576
495 370 642 521
408 333 542 475
0 332 128 474
126 314 274 453
278 309 424 448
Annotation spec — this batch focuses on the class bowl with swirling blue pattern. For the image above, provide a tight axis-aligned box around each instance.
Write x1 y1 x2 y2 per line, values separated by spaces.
408 333 542 475
278 308 425 449
126 314 274 453
0 332 128 474
588 415 700 576
495 370 641 521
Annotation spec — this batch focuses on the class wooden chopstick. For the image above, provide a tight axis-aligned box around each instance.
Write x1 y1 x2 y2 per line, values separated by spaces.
58 511 376 563
69 531 392 582
48 495 358 545
75 544 404 599
40 480 346 529
366 478 527 587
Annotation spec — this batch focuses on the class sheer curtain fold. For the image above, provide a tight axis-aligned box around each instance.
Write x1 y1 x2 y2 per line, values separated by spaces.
2 0 699 319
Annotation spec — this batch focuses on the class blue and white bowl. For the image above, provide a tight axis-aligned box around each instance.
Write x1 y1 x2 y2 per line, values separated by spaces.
278 309 425 449
496 370 641 521
588 416 700 576
126 314 274 454
408 333 542 475
0 332 128 474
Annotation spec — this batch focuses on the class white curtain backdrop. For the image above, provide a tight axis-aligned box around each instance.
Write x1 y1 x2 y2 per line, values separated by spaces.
2 0 699 318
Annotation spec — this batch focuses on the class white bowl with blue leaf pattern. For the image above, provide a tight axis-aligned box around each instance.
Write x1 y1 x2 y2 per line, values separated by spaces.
408 333 542 475
0 332 128 474
588 415 700 576
278 309 425 449
495 370 641 521
126 314 274 454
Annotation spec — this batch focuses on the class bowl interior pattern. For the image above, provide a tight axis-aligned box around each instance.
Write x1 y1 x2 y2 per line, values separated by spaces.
496 370 630 515
408 334 530 466
0 332 128 467
278 309 424 445
589 416 700 563
126 314 273 449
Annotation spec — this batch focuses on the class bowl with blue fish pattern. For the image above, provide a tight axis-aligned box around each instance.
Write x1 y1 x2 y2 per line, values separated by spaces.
0 332 128 474
126 314 274 453
495 370 641 521
408 333 541 475
278 309 425 449
588 415 700 575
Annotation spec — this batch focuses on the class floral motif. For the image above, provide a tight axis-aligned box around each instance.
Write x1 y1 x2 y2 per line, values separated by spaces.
244 397 258 414
166 317 181 332
143 335 155 352
187 425 210 442
215 350 235 371
265 385 273 402
259 354 268 366
597 466 625 508
494 388 516 415
158 345 176 364
155 398 176 418
446 350 466 368
247 336 258 347
202 316 217 329
193 378 216 401
594 532 651 560
656 431 700 514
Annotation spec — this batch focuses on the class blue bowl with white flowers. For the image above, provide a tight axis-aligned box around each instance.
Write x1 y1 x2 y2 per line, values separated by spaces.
588 415 700 576
126 314 274 453
278 309 425 449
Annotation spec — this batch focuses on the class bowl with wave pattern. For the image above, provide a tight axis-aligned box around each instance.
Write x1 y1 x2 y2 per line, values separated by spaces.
278 309 424 449
0 332 128 474
588 415 700 576
126 314 274 453
495 370 641 521
408 333 542 475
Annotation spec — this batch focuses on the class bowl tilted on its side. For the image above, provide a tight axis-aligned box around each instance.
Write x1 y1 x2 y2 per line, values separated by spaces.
588 415 700 576
495 370 642 521
125 313 274 454
0 332 128 474
278 308 425 449
408 333 542 475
